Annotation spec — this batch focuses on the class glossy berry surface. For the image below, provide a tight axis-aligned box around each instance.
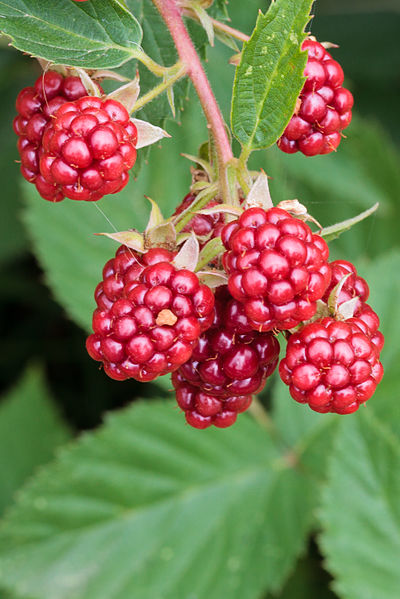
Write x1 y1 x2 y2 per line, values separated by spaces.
174 381 253 429
13 70 97 202
172 286 280 428
279 317 384 414
221 207 331 331
86 246 215 382
278 39 354 156
322 259 384 351
173 193 225 238
39 96 137 202
323 259 369 312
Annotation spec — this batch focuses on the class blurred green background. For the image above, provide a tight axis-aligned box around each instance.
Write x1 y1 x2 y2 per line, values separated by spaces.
0 2 399 595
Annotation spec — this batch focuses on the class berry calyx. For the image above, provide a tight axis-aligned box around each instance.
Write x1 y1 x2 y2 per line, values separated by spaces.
86 245 215 382
14 70 99 202
221 206 331 332
172 286 280 427
39 96 137 202
278 39 354 156
279 316 384 414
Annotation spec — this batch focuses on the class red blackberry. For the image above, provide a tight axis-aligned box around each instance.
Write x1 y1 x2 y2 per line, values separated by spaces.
173 193 225 238
39 96 137 202
174 380 253 429
279 317 384 414
323 259 384 351
14 70 99 202
86 246 215 382
221 207 331 332
172 286 280 428
323 259 369 311
278 39 354 156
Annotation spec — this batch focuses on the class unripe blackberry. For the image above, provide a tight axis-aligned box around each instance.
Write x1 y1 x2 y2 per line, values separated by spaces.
172 286 280 428
278 39 354 156
279 317 384 414
86 246 215 382
221 207 331 332
39 96 137 202
14 70 101 202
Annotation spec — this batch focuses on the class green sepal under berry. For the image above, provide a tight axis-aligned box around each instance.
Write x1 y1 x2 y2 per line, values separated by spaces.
231 0 314 151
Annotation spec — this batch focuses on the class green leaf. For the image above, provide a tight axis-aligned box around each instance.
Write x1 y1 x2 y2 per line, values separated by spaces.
0 366 70 514
271 377 339 515
0 0 142 69
0 401 319 599
265 553 339 599
355 250 400 438
231 0 313 151
319 411 400 599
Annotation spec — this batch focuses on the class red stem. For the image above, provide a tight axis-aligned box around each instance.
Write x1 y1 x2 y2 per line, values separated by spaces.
152 0 233 201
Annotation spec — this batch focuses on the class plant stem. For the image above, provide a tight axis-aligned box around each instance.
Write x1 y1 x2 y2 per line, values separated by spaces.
248 397 276 436
132 63 187 113
131 49 176 77
152 0 233 203
210 17 250 43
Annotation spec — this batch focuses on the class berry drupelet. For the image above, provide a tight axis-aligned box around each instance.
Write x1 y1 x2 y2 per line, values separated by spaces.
39 96 137 202
323 259 384 352
172 286 280 428
221 206 331 332
174 382 253 429
86 246 215 382
13 70 98 201
173 193 225 238
278 38 354 156
279 317 384 414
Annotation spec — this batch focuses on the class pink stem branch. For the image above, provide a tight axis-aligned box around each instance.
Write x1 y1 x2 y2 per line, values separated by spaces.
152 0 233 202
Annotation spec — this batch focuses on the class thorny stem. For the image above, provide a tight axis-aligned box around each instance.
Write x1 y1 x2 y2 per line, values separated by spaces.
132 62 187 113
152 0 233 203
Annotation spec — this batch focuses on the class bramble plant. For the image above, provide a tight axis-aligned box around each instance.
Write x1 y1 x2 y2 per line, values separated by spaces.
0 1 398 598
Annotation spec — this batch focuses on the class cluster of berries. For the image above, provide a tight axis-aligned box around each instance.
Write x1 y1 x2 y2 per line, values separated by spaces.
86 200 384 428
14 40 382 430
14 70 137 202
278 39 354 156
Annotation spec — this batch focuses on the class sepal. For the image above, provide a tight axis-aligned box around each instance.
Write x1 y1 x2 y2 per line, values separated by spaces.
95 230 145 253
131 118 171 149
244 171 273 210
173 233 200 272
